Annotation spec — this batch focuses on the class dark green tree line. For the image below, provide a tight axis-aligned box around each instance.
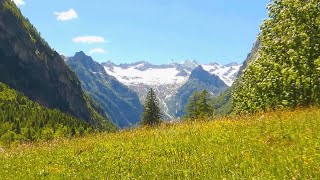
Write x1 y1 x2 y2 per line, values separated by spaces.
0 83 94 145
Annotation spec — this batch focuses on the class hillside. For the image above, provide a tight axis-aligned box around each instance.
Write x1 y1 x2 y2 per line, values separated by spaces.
0 82 115 145
0 0 113 128
1 107 319 179
67 52 143 128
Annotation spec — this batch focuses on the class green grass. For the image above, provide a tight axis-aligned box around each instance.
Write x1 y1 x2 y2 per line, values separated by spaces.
1 108 320 179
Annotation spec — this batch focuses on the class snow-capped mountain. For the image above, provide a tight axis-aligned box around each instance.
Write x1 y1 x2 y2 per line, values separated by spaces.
67 52 143 128
102 60 240 118
202 62 242 86
103 60 240 87
168 66 229 118
104 61 190 86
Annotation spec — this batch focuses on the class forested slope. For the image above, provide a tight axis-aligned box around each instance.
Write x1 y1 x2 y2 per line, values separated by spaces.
0 0 115 129
0 83 116 145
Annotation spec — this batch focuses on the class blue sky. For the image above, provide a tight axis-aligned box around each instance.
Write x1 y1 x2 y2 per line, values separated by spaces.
15 0 269 64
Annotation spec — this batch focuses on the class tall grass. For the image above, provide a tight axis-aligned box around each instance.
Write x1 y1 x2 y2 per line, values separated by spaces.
0 108 320 179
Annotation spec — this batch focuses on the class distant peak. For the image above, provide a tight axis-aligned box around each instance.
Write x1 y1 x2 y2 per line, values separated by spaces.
208 62 220 66
194 65 204 70
136 61 151 66
74 51 87 57
70 51 96 65
183 60 199 65
189 65 211 80
181 60 199 69
102 60 114 65
224 62 240 67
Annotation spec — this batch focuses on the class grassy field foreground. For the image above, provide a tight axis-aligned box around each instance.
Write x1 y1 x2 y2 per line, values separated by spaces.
1 108 320 179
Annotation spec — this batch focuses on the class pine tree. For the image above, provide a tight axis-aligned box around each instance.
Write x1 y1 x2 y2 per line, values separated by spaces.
184 90 214 120
141 88 162 126
198 90 214 118
184 91 201 119
0 82 94 144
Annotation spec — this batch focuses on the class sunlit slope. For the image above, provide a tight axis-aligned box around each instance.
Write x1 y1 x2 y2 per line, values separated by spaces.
1 108 320 179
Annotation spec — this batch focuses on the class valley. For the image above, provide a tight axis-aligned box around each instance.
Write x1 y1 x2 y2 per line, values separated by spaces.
104 60 240 118
1 0 320 179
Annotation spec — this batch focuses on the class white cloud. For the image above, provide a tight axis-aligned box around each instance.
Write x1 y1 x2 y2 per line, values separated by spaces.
89 48 107 54
12 0 25 6
54 9 78 21
72 36 106 44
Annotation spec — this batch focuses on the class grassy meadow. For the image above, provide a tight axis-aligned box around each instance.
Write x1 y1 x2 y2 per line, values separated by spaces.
1 108 320 179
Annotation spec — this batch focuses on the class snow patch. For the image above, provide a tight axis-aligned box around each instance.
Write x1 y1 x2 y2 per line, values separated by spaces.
104 66 189 86
202 64 241 86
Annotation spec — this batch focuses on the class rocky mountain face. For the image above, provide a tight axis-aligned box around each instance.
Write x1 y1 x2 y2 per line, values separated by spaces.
236 40 261 78
168 66 228 118
0 0 114 129
67 52 143 128
103 60 240 118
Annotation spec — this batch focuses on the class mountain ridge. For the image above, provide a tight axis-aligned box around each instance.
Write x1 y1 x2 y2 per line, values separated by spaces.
103 59 240 118
67 52 143 128
103 60 241 87
0 0 115 129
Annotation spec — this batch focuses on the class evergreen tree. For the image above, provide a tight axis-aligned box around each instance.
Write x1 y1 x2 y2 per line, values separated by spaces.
184 90 214 120
0 82 95 144
233 0 320 113
185 91 201 119
141 88 162 126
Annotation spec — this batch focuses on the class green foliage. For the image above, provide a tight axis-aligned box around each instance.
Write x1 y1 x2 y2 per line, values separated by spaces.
2 0 49 47
84 93 117 132
0 108 320 179
213 88 234 115
233 0 320 113
141 88 162 126
184 90 214 120
0 83 94 145
213 41 261 116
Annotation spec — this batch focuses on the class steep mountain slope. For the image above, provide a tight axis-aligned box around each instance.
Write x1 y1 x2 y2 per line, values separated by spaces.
0 82 96 143
0 0 114 129
67 52 143 128
236 40 261 78
103 60 240 117
214 40 261 115
168 66 228 118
